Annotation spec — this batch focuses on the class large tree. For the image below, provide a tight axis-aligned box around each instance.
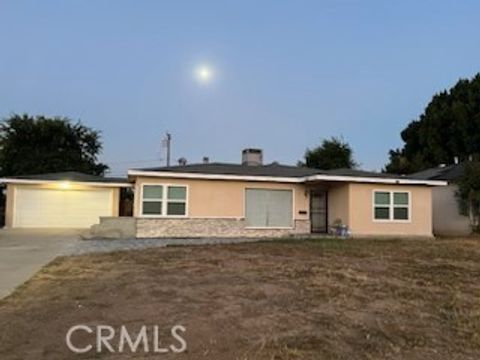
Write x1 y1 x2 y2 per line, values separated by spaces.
384 73 480 174
456 161 480 232
0 114 108 176
301 137 357 170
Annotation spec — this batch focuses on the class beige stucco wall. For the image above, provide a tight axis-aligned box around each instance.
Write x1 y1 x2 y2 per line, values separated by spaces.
432 184 471 236
133 176 435 238
111 188 120 216
5 184 14 228
327 183 350 226
4 183 121 228
347 183 433 237
133 176 310 221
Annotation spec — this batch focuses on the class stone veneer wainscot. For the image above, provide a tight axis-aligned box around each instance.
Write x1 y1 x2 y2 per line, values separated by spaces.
136 218 311 238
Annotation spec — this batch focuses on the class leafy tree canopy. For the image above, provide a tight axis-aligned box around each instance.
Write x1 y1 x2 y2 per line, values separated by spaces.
384 73 480 174
0 114 108 176
456 161 480 232
301 137 357 170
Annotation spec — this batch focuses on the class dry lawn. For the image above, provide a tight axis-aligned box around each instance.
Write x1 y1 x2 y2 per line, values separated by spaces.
0 237 480 359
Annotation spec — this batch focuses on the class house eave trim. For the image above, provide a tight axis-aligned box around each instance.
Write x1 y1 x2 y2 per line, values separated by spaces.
128 170 447 186
304 174 447 186
0 178 133 188
128 170 305 183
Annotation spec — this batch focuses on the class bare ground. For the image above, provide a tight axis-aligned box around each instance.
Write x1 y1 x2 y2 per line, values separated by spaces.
0 237 480 359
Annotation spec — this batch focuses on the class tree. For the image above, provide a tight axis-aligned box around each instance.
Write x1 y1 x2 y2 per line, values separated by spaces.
301 137 357 170
0 114 108 176
384 73 480 174
456 161 480 232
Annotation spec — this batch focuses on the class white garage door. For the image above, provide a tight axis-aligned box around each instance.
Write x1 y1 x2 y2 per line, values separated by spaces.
13 187 113 228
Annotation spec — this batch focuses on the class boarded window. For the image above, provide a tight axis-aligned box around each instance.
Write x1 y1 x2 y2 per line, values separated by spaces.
245 189 293 228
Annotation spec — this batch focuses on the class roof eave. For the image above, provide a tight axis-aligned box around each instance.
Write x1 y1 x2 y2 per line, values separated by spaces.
128 170 448 186
0 178 133 188
304 174 447 186
127 170 305 183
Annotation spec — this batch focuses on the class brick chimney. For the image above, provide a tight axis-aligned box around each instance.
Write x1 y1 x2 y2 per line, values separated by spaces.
242 148 263 166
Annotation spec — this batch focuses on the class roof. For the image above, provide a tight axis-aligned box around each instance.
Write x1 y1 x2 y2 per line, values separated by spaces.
408 163 465 181
129 162 446 186
321 168 400 179
134 163 320 178
1 171 131 187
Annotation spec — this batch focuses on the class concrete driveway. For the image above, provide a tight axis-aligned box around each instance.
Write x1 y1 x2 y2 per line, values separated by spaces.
0 229 80 299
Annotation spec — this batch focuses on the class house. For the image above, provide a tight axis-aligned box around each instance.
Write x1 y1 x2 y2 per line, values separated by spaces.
409 163 470 236
127 149 445 238
1 149 446 237
1 172 132 228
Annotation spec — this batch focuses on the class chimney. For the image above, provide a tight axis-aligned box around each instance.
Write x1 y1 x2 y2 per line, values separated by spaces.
203 156 209 164
242 148 263 166
178 157 187 166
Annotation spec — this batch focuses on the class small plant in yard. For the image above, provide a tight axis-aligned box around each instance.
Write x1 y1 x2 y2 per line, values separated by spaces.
329 218 350 237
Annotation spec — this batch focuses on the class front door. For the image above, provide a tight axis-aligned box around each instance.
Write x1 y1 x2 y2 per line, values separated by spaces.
310 191 327 233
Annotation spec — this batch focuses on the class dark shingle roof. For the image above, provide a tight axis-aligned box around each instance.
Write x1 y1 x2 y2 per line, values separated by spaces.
136 163 405 179
408 163 465 181
137 163 319 177
9 171 128 183
321 168 401 179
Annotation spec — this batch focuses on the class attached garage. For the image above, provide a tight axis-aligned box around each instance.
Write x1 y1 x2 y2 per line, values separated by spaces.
2 172 131 229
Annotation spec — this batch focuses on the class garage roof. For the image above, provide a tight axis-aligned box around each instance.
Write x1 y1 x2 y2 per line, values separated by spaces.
0 171 132 187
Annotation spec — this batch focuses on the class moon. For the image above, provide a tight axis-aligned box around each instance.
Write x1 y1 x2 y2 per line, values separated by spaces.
195 65 213 83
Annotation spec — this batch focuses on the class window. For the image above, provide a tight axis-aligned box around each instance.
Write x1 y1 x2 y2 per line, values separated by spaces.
142 185 163 215
373 191 410 221
167 186 187 215
141 185 187 216
245 189 293 228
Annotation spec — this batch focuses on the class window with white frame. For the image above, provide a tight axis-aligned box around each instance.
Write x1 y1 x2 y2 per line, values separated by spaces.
373 191 409 221
141 185 187 216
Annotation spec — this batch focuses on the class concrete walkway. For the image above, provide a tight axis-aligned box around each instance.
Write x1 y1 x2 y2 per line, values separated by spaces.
0 229 80 299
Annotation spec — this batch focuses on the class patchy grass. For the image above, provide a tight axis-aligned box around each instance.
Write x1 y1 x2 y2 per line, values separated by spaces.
1 237 480 359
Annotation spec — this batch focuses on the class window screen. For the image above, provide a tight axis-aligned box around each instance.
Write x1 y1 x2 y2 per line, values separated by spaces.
245 189 293 227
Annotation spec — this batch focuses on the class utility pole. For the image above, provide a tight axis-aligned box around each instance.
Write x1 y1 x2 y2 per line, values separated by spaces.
165 132 171 167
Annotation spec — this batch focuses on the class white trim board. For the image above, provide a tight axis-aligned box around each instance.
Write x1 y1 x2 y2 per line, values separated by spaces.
0 178 133 188
128 170 304 183
128 170 447 186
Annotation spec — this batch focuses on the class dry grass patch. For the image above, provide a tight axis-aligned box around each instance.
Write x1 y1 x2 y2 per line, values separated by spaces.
0 237 480 359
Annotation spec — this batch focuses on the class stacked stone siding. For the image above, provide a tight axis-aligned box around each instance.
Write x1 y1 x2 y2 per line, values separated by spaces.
136 218 311 238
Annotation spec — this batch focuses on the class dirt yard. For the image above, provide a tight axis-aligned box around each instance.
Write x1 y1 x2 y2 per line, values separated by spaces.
0 238 479 359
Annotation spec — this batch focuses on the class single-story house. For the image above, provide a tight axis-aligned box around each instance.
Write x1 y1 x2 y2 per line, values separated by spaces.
1 149 446 237
1 172 131 228
127 149 445 238
409 163 471 236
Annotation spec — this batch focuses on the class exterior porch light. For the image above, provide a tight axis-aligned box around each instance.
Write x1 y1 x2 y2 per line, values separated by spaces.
58 181 71 190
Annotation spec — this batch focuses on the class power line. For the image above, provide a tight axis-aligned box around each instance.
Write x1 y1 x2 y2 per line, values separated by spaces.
105 158 160 165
